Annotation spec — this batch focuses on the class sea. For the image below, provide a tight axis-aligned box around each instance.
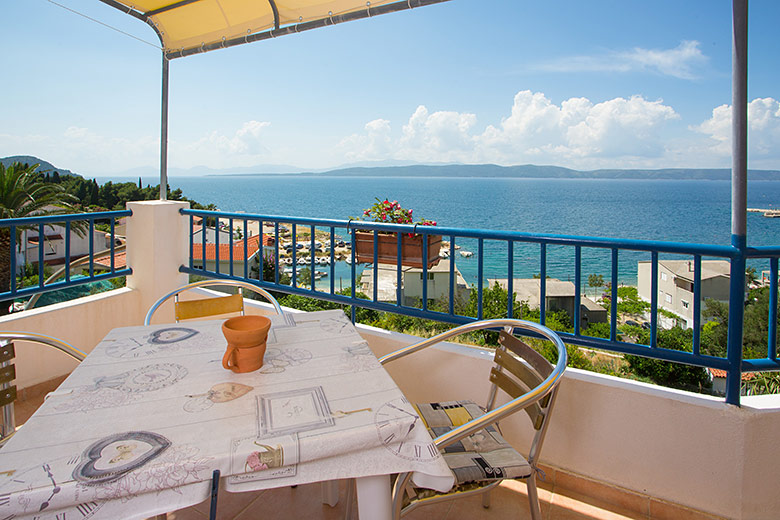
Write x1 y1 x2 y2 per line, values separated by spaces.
113 176 780 288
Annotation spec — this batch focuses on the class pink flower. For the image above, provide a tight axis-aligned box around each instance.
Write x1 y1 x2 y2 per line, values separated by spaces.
246 452 269 472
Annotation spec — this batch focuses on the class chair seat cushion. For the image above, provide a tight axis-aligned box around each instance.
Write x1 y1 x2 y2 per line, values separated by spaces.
413 400 532 485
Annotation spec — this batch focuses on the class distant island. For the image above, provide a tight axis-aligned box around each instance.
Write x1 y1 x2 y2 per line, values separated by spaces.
218 164 780 181
3 155 780 181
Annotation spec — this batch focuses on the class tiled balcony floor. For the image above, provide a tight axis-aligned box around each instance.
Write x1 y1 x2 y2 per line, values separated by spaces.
14 383 721 520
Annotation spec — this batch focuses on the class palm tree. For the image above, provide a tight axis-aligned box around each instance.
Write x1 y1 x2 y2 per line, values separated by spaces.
0 162 79 314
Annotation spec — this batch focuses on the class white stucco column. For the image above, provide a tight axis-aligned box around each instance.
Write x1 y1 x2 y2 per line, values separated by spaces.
126 200 189 322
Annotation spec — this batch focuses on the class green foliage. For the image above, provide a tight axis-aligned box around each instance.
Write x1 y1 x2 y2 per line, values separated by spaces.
616 286 650 315
278 288 380 324
588 274 604 288
743 371 780 395
52 174 212 211
583 321 611 339
297 267 312 287
625 327 711 391
700 290 776 361
742 286 779 359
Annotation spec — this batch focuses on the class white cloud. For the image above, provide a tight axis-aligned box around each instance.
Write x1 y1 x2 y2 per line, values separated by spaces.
538 40 707 80
339 91 681 168
184 120 271 157
396 106 478 162
338 119 393 161
692 97 780 163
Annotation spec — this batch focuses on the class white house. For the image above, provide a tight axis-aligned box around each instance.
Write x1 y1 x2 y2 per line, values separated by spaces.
637 260 731 329
18 225 112 269
360 259 469 304
487 278 607 329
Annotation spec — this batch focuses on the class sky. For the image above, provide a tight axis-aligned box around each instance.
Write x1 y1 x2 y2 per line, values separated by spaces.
2 0 779 176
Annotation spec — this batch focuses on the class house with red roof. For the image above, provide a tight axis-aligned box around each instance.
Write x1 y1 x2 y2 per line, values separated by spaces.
191 234 275 275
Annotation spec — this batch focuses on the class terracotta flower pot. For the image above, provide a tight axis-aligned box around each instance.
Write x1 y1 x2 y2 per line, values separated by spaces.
354 232 442 269
222 315 271 373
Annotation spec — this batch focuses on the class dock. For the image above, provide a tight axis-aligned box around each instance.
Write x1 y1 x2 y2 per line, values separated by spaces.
748 208 780 218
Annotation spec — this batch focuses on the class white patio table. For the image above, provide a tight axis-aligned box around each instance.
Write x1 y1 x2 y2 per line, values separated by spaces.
0 309 454 520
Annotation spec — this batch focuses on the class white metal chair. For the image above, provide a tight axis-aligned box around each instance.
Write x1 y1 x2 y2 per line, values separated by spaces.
369 319 567 520
0 332 85 447
144 279 285 325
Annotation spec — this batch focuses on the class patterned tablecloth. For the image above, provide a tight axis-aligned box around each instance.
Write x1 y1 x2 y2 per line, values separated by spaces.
0 310 454 520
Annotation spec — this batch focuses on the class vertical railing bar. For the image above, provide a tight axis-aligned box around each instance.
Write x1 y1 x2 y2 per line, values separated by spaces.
693 255 702 356
243 219 249 280
422 230 428 312
507 241 514 318
330 227 336 295
610 248 618 342
201 218 206 271
214 217 220 275
88 218 94 278
37 223 44 285
229 217 234 277
651 252 658 348
574 246 581 336
396 232 402 307
291 224 297 288
188 215 193 270
540 243 547 325
769 258 778 360
63 222 70 284
9 225 17 294
477 238 484 320
310 225 316 292
448 235 455 316
110 218 116 273
372 231 378 302
350 229 357 323
274 223 280 285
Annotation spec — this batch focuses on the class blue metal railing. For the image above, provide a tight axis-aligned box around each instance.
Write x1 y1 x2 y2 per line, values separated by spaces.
181 208 780 405
0 210 132 302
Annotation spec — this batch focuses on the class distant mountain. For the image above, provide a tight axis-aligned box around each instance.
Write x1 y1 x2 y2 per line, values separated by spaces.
5 156 780 181
310 164 780 180
0 155 82 178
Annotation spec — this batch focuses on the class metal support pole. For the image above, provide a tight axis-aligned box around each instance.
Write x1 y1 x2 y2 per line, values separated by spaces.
725 0 748 406
160 53 169 201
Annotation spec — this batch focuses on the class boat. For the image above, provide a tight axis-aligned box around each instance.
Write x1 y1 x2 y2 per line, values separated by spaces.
459 250 473 258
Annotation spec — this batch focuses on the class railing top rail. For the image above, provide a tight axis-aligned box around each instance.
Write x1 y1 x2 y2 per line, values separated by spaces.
0 210 132 227
182 208 737 258
745 246 780 257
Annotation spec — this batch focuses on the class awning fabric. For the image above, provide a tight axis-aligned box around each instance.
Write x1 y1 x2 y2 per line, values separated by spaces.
104 0 449 59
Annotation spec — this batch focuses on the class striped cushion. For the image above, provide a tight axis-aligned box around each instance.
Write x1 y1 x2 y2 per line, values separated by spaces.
414 400 532 485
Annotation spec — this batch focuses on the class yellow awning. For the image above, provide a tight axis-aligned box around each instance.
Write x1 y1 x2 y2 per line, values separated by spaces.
103 0 449 59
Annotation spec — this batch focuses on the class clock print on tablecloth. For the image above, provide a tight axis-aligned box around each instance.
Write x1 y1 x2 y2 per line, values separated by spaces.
375 397 440 462
0 455 104 518
94 363 188 393
104 327 199 358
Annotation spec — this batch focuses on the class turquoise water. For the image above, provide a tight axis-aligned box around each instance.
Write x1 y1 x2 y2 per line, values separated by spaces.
120 176 780 287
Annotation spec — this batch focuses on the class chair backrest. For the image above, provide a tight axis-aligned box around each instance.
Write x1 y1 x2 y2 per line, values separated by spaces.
491 330 554 430
144 279 285 325
379 318 566 464
0 333 84 446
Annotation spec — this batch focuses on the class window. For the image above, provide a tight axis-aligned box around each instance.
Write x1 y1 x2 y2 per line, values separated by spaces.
681 299 689 309
661 272 667 281
665 293 672 304
428 273 434 280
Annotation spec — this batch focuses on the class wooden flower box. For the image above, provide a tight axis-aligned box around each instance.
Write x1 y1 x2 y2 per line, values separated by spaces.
354 231 442 269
